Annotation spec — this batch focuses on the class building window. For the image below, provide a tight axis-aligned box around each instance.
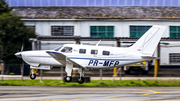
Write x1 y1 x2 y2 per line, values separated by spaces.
170 26 180 38
51 26 74 36
91 50 98 55
130 26 151 37
79 49 86 54
102 51 110 55
169 53 180 64
27 26 35 33
90 26 114 37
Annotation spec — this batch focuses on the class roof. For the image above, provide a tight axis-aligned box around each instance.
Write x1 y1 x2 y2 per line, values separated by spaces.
12 7 180 19
7 0 180 7
36 36 180 41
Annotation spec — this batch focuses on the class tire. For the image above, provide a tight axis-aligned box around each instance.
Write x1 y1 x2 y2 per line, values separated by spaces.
77 77 85 84
30 74 36 80
65 76 72 82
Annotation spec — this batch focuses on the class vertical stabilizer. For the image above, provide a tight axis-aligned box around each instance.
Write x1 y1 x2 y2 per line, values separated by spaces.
129 25 167 56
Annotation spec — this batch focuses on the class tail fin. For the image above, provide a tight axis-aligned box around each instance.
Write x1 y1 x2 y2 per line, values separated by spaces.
129 25 167 56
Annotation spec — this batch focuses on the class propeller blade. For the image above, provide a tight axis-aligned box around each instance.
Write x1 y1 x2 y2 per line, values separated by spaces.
21 42 24 52
21 58 24 82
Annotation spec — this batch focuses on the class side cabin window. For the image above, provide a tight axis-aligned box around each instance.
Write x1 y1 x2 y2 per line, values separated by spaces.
102 51 110 55
61 47 72 53
79 49 86 54
91 50 98 55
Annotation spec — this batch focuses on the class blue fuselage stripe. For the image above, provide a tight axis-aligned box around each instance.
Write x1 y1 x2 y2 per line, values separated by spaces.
70 57 142 61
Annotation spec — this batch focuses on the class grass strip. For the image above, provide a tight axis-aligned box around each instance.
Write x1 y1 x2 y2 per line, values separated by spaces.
0 79 180 87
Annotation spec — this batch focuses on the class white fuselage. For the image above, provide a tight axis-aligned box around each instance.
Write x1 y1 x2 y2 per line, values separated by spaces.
53 44 150 68
19 44 151 69
16 25 167 70
20 50 61 67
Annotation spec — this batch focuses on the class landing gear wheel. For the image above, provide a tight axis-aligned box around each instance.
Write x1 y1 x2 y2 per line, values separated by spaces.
30 74 36 80
65 76 72 82
77 77 85 84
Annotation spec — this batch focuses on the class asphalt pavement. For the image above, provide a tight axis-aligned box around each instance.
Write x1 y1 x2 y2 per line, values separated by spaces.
0 86 180 101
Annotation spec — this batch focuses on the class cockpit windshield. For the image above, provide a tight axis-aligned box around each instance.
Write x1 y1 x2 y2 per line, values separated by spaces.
61 47 73 53
54 45 63 51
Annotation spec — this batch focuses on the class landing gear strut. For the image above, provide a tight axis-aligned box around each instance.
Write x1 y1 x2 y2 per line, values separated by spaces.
30 69 36 80
77 68 85 84
65 60 73 83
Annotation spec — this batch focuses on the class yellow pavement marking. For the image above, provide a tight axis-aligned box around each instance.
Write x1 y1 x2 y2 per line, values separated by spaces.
142 90 180 96
142 90 160 95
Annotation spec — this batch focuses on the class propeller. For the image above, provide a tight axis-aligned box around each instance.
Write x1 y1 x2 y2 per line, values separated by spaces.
20 42 24 82
15 41 24 58
15 41 24 82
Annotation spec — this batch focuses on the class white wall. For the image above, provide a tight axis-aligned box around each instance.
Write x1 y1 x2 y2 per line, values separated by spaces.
24 20 175 37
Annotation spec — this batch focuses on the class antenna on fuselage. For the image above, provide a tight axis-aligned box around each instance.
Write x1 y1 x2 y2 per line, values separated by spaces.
96 40 101 46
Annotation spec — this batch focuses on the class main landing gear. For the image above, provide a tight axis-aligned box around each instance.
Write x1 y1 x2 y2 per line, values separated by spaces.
30 69 36 80
77 76 85 84
64 76 72 82
64 60 85 84
77 68 85 84
64 75 85 84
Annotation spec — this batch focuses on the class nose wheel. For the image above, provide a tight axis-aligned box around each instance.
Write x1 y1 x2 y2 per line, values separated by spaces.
77 76 85 84
30 74 36 80
30 68 36 80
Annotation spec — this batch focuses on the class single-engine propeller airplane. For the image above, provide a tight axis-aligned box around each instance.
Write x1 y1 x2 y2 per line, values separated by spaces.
15 25 166 84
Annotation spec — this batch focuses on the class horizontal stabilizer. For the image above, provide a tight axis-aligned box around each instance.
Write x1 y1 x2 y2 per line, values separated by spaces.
141 55 157 59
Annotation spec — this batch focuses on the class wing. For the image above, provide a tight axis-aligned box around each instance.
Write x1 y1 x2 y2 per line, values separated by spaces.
46 51 84 68
46 51 66 66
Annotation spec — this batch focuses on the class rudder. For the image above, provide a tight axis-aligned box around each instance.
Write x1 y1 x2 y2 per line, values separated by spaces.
129 25 167 56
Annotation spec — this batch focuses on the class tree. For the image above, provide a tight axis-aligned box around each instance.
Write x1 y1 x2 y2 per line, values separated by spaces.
0 0 36 65
0 0 12 14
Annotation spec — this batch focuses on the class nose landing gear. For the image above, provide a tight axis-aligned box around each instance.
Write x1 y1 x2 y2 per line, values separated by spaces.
30 74 36 79
30 69 36 80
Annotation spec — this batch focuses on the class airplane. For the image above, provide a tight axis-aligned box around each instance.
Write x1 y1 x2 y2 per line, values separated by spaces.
15 25 167 84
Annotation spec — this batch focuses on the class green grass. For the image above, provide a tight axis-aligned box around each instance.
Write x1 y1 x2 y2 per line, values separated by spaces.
0 79 180 87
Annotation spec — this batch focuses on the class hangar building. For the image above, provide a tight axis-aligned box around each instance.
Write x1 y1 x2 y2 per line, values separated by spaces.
7 0 180 66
